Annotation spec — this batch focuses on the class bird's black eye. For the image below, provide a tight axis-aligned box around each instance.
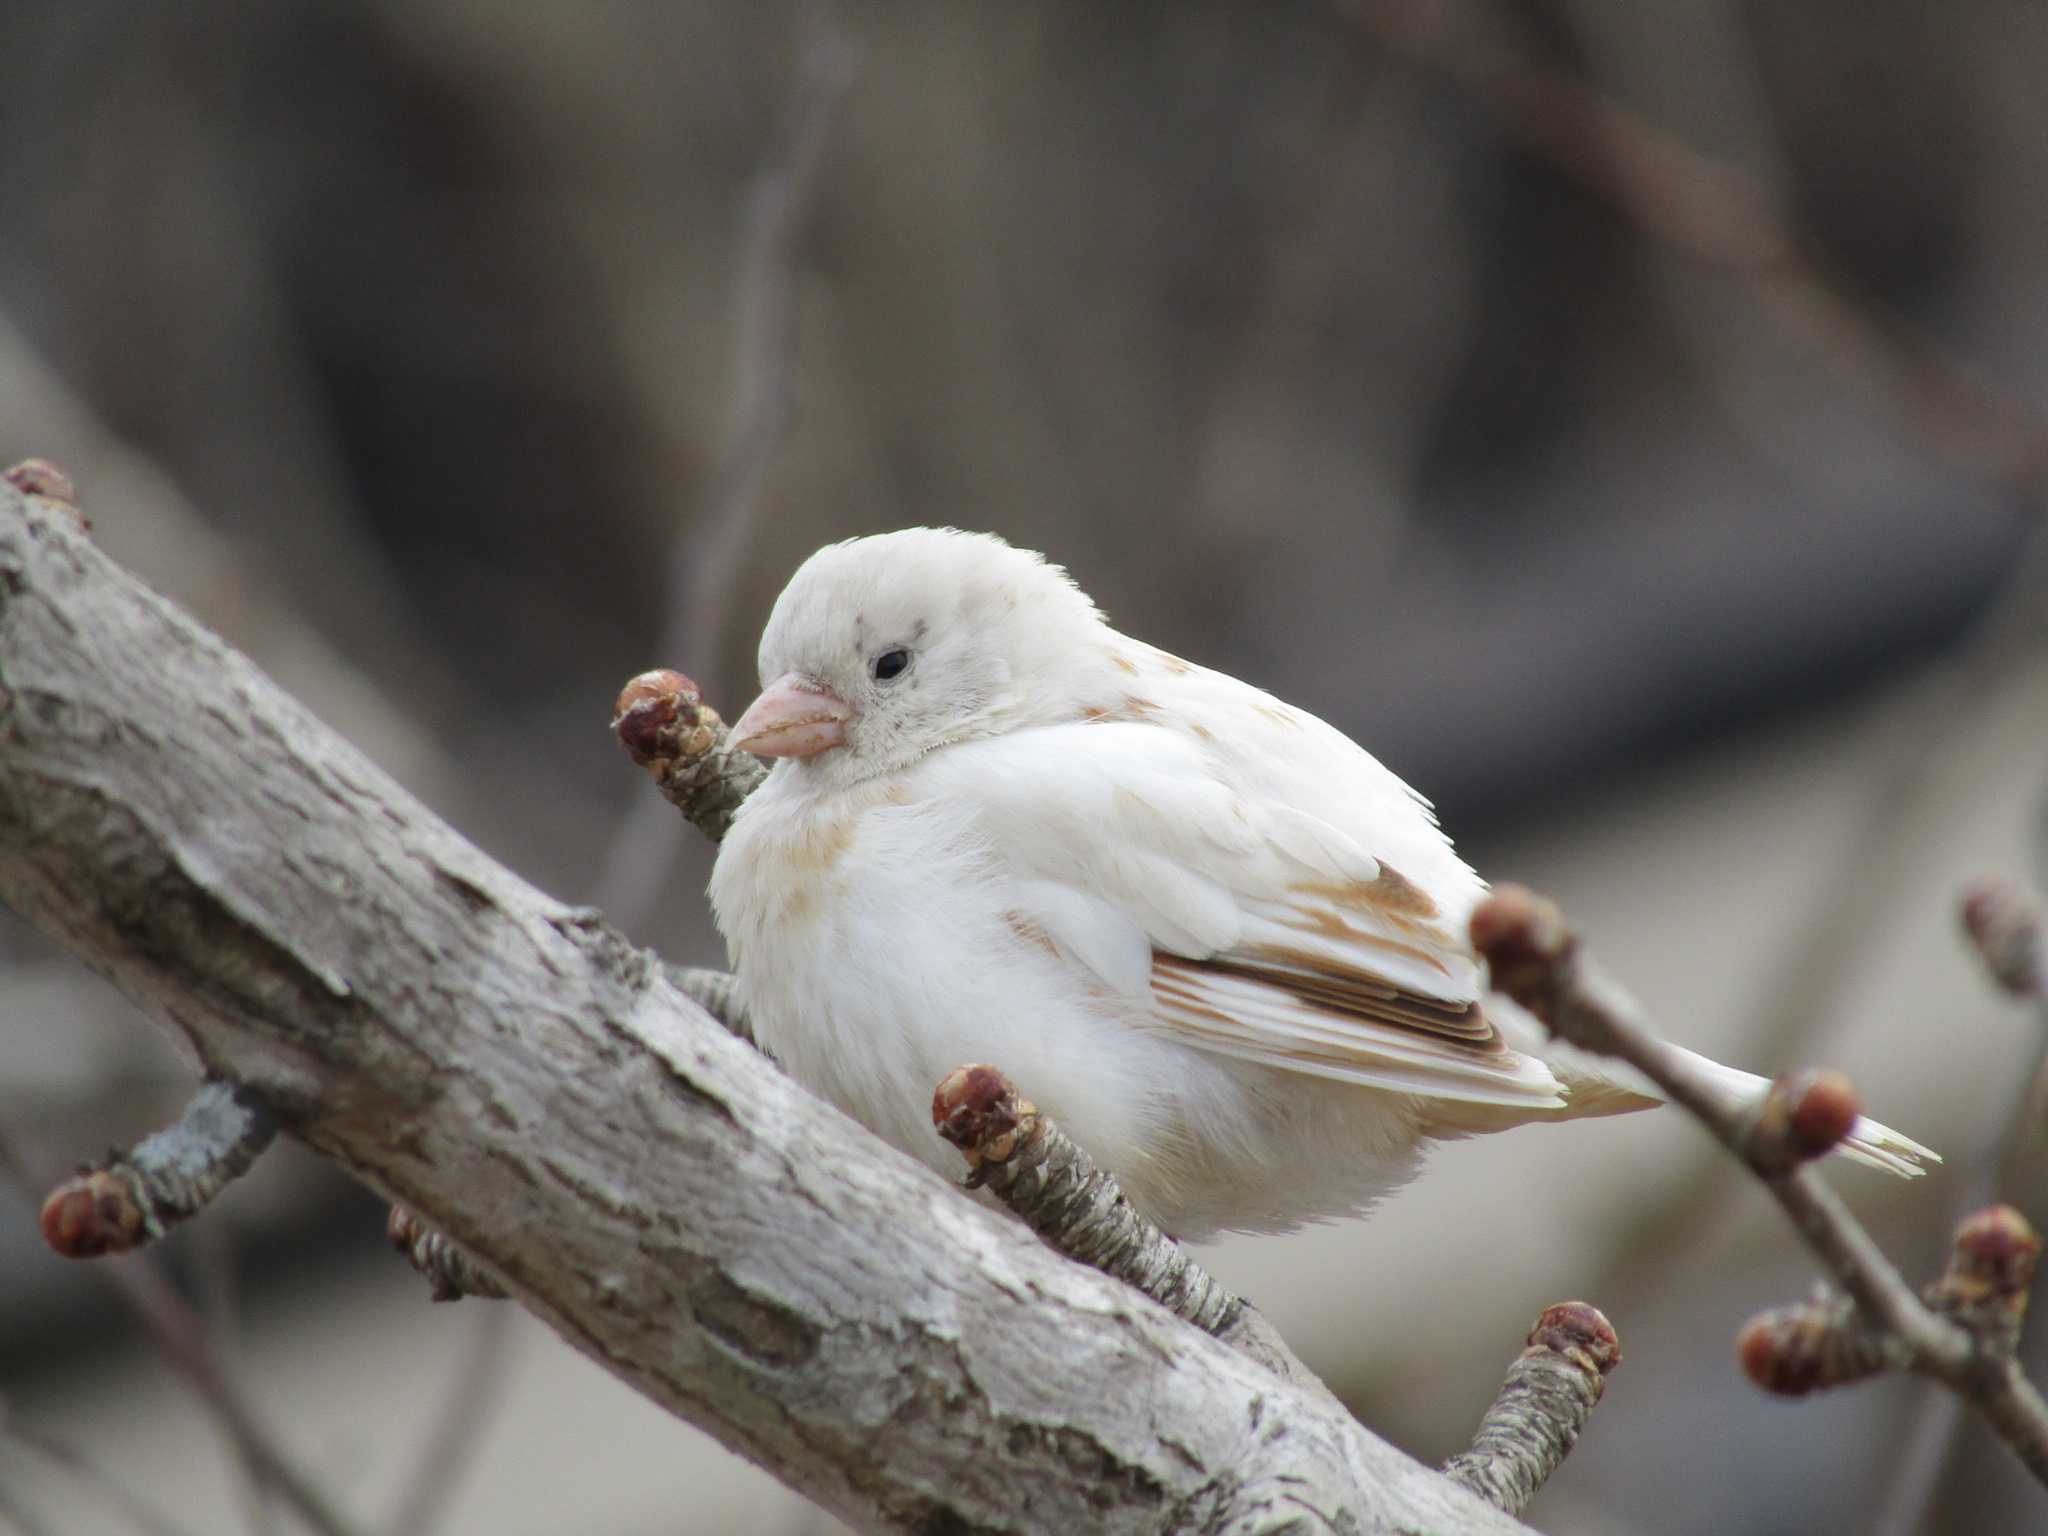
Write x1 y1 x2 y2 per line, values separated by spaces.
872 647 912 683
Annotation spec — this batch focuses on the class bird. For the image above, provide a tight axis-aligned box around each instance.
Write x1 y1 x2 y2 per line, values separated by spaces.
708 527 1933 1241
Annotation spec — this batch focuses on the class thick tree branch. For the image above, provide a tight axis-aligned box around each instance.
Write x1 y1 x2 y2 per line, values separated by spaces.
0 477 1533 1533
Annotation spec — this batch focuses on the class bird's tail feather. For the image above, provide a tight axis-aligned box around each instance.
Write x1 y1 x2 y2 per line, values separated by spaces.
1675 1048 1937 1179
1489 995 1938 1178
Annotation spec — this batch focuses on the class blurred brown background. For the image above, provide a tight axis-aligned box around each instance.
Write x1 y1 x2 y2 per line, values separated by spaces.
3 2 2046 1533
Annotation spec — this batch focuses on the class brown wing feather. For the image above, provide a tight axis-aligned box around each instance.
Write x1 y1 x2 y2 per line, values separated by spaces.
1153 953 1507 1055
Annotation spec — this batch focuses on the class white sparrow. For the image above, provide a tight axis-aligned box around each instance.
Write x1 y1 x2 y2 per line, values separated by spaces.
709 528 1932 1239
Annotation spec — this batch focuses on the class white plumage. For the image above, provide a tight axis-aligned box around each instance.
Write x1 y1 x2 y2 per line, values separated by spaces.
710 528 1933 1239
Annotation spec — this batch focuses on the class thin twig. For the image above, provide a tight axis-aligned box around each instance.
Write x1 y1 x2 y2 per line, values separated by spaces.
36 1081 276 1258
612 670 767 848
1471 884 2048 1488
928 1063 1323 1402
1872 881 2048 1535
590 2 856 926
382 1302 516 1536
1442 1302 1621 1515
189 1215 274 1536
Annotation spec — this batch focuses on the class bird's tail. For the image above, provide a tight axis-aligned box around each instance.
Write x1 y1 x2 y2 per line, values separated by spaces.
1673 1047 1938 1178
1489 995 1939 1177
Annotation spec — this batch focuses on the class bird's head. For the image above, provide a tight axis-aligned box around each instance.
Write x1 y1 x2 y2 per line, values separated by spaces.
731 528 1109 785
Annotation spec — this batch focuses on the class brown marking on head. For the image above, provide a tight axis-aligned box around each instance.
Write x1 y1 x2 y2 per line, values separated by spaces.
1111 654 1139 676
1158 653 1193 676
1249 701 1300 730
1189 722 1214 742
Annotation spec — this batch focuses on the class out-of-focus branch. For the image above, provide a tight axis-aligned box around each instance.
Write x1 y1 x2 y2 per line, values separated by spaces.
1343 0 2048 490
1471 884 2048 1488
0 1397 203 1536
0 1125 359 1536
590 4 856 926
930 1062 1619 1509
1443 1302 1621 1515
382 1302 515 1536
1344 0 2048 1164
36 1082 276 1259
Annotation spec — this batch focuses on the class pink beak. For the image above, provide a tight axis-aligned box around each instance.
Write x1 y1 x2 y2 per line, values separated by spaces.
730 673 853 759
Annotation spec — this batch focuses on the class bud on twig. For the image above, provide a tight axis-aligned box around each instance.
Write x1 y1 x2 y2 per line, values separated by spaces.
1748 1069 1861 1173
1960 879 2043 998
1444 1301 1622 1514
612 670 767 843
38 1082 276 1259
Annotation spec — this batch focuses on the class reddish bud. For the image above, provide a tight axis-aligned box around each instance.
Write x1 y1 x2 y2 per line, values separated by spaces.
932 1064 1037 1169
1469 885 1570 1003
1736 1313 1803 1392
613 669 712 768
1528 1300 1621 1376
1751 1069 1861 1170
1959 878 2042 997
39 1170 147 1258
1736 1302 1888 1396
1939 1205 2041 1307
1787 1070 1860 1154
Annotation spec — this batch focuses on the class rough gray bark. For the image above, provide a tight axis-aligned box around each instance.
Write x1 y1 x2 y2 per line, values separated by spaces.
0 481 1535 1535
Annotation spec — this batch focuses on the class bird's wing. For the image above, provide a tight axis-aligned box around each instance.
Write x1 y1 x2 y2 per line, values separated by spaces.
920 685 1568 1111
